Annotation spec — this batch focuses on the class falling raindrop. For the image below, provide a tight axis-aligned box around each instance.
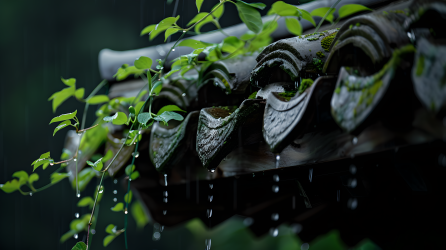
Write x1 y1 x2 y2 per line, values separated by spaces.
271 213 279 221
164 174 168 186
253 173 255 177
301 243 310 250
292 223 302 234
77 193 81 198
352 137 358 145
243 217 254 226
349 165 357 174
164 191 168 197
337 190 340 202
272 185 279 193
75 213 79 218
309 168 313 182
207 209 212 218
91 229 96 235
153 232 161 241
113 198 117 202
348 178 357 188
182 93 186 97
160 225 164 232
114 179 118 184
205 239 212 250
208 195 213 202
269 228 278 237
74 159 77 162
273 174 279 182
163 210 167 215
163 198 168 203
74 234 78 239
29 192 33 196
132 152 139 158
348 198 358 210
125 209 128 214
275 154 280 168
209 184 213 189
113 190 117 194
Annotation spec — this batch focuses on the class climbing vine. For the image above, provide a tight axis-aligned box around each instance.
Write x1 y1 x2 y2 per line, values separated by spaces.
0 1 372 249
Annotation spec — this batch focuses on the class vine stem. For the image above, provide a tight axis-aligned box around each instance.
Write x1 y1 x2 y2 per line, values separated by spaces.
75 80 108 197
124 139 140 249
314 0 341 33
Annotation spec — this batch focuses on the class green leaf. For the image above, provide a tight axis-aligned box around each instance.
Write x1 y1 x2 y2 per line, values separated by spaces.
140 24 156 36
134 101 145 115
114 65 145 81
53 120 71 136
236 0 266 10
156 105 186 116
300 9 316 26
71 242 87 250
77 196 94 208
137 112 151 125
130 171 140 180
87 95 110 104
235 2 263 33
211 3 225 19
72 168 96 192
102 150 113 162
285 18 302 36
50 110 77 124
163 67 181 79
86 158 103 171
111 202 124 212
154 111 184 125
268 1 298 16
150 81 163 96
51 173 70 184
311 7 335 23
105 224 116 234
124 191 133 203
103 235 116 247
125 165 136 176
32 158 51 171
61 78 76 87
131 201 149 229
187 13 209 26
28 173 39 185
150 15 180 40
12 171 29 186
165 28 180 42
221 36 245 53
60 230 77 243
49 87 76 113
134 56 153 70
338 4 372 19
129 106 136 118
74 88 85 100
196 0 204 12
40 152 51 159
103 112 128 125
0 179 21 193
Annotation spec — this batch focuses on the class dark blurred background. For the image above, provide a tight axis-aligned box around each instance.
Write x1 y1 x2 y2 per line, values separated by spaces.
0 0 378 249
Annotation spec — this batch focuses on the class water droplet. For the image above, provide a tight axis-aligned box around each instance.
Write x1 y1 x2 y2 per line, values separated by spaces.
269 228 278 237
163 210 167 215
125 209 128 214
276 155 280 161
183 30 186 33
75 213 79 218
153 232 161 241
292 223 302 234
273 174 279 182
205 239 212 250
208 195 213 202
301 243 310 250
77 132 83 136
138 130 142 134
164 191 168 197
348 178 357 188
29 192 33 196
77 193 81 198
113 198 117 202
209 184 213 189
348 198 358 210
207 209 212 218
74 234 78 239
172 49 175 51
309 168 313 182
91 229 96 235
112 190 117 195
210 169 215 173
132 152 139 158
182 93 186 97
271 213 279 221
272 185 279 193
243 217 254 226
164 174 168 186
163 198 168 203
349 165 357 174
160 225 164 232
50 163 54 166
352 137 358 145
114 179 118 184
253 173 255 177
